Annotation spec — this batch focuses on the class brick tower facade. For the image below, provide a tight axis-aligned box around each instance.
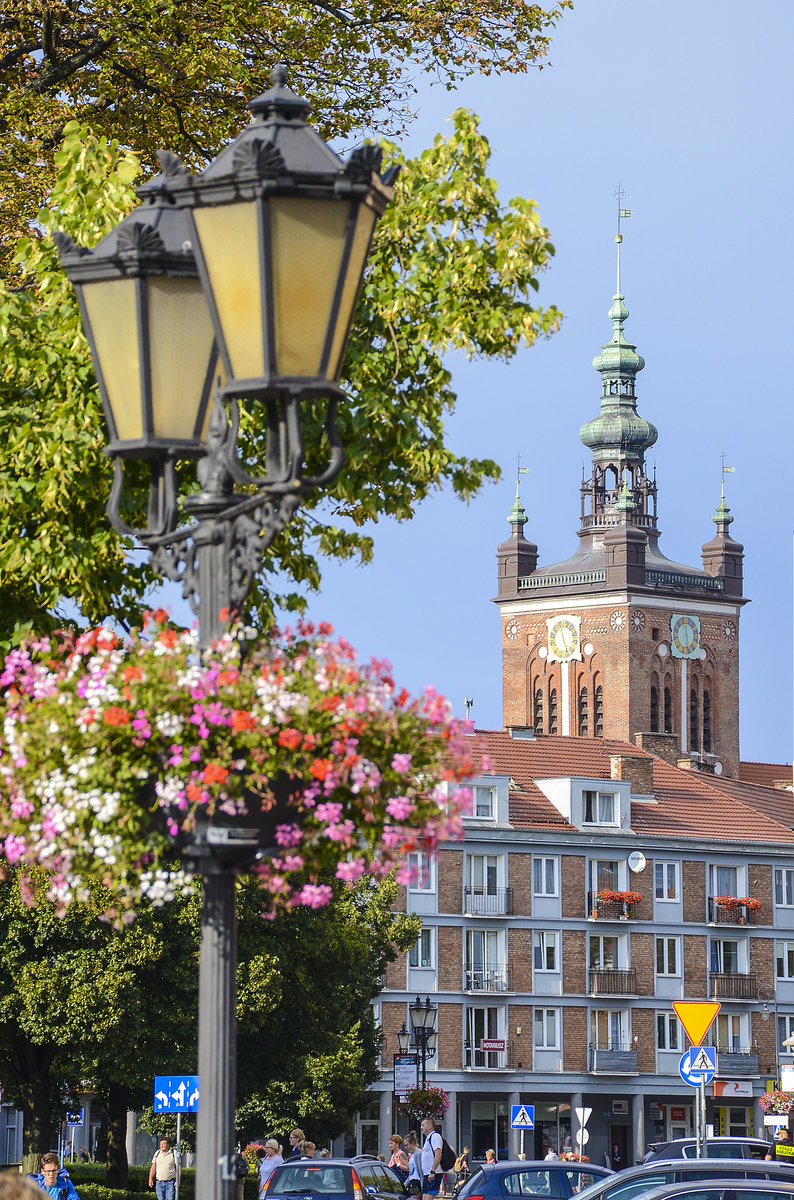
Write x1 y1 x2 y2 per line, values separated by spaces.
495 238 747 778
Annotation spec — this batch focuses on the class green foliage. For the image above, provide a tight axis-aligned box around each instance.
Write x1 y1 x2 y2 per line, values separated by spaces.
0 114 560 641
72 1172 258 1200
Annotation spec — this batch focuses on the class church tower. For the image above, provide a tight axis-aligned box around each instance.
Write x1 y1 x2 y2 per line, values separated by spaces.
496 226 747 778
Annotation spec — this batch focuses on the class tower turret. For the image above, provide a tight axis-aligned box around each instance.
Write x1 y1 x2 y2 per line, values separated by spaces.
496 475 538 598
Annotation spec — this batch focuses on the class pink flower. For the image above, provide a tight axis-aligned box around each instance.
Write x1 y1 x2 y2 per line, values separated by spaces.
298 883 333 909
4 834 26 863
275 824 304 847
386 795 415 820
315 802 343 824
392 753 412 774
336 858 365 883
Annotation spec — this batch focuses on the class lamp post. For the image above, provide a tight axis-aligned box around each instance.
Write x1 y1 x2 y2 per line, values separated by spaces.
408 995 438 1090
57 65 396 1200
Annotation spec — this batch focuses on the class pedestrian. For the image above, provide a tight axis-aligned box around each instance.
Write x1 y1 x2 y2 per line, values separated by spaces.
453 1148 470 1182
233 1148 250 1200
299 1142 316 1159
388 1135 410 1181
484 1150 496 1164
766 1127 794 1162
405 1132 422 1194
148 1137 180 1200
32 1154 81 1200
420 1116 443 1200
77 1149 90 1165
544 1148 558 1161
0 1176 55 1200
318 1150 331 1159
287 1129 305 1160
259 1139 284 1197
610 1144 623 1171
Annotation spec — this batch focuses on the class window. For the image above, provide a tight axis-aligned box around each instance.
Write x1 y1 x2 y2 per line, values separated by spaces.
690 686 698 750
778 1015 794 1053
466 930 504 990
534 1008 560 1050
777 942 794 981
594 685 604 738
578 687 589 737
715 1012 748 1052
591 859 620 893
656 936 680 976
533 857 558 897
710 938 740 974
465 1005 504 1067
467 854 505 915
407 852 434 892
776 869 794 907
583 790 617 825
533 931 558 972
469 854 498 895
533 687 543 735
657 1011 681 1050
663 686 672 733
409 927 434 969
703 691 712 752
590 1008 627 1050
473 785 497 819
549 688 558 735
655 861 679 901
650 685 659 732
709 864 740 898
589 934 623 970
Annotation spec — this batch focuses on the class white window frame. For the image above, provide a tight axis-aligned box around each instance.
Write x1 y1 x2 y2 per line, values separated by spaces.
716 1011 749 1052
778 1015 794 1052
533 930 559 973
409 927 434 969
472 785 497 820
583 789 618 826
777 941 794 981
589 933 626 971
655 861 680 902
776 869 794 907
657 1010 681 1050
465 1004 506 1067
407 852 435 892
590 858 621 893
656 936 680 976
708 863 742 898
534 1007 560 1050
710 937 742 974
533 856 558 897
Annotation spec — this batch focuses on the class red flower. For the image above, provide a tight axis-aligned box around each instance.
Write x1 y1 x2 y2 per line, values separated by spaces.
103 707 130 726
203 762 229 785
278 728 302 750
159 630 178 648
310 758 333 780
231 709 256 732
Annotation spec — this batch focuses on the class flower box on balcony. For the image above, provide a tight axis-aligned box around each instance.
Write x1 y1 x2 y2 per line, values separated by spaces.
592 889 642 919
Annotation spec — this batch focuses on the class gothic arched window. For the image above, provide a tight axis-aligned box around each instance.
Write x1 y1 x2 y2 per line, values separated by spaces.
533 686 544 735
703 690 712 753
578 686 589 737
650 685 659 733
663 686 673 733
690 686 698 749
549 688 558 735
594 685 604 738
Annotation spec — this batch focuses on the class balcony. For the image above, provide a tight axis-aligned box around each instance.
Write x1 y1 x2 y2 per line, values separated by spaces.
588 968 637 996
464 1042 510 1069
588 891 636 920
588 1042 638 1073
710 971 758 999
464 965 510 993
708 898 759 926
464 886 513 916
716 1047 759 1076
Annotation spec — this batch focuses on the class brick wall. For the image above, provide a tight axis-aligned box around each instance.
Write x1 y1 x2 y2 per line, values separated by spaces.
748 863 773 926
438 925 462 991
386 949 407 991
562 855 586 918
509 926 533 994
632 862 654 920
749 935 775 995
382 1000 406 1056
437 1002 462 1071
563 1005 588 1071
683 933 708 996
631 932 655 996
632 1007 656 1073
610 753 654 795
562 928 586 994
682 859 706 923
509 852 532 917
508 1003 533 1071
752 1010 778 1076
438 850 463 915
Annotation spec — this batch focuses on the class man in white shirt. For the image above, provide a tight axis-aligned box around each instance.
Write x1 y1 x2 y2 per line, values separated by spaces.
420 1117 443 1200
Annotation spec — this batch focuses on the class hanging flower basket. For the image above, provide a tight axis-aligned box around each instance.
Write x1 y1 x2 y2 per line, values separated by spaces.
596 889 642 905
398 1085 450 1124
760 1091 794 1115
0 617 479 916
739 896 762 913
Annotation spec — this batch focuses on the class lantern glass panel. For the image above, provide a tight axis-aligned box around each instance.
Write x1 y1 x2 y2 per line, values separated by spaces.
326 197 378 380
148 277 216 442
270 196 349 378
81 278 142 441
193 200 263 380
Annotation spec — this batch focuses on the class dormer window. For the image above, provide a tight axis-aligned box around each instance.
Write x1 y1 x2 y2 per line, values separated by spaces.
473 785 497 820
583 789 617 825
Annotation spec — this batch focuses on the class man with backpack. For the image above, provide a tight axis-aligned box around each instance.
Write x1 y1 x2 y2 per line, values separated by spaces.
148 1136 181 1200
420 1117 443 1200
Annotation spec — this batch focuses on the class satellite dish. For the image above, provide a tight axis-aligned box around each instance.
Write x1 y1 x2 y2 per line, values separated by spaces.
628 850 647 873
713 761 723 776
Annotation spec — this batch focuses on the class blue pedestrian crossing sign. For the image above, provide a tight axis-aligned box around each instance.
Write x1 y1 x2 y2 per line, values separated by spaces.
511 1104 535 1129
154 1075 200 1113
678 1046 716 1087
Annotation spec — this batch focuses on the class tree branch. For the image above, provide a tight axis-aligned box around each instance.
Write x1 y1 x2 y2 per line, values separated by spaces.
26 35 116 94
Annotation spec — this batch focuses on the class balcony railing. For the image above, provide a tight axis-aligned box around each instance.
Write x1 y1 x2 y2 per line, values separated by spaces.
716 1047 759 1076
710 971 758 999
588 967 637 995
588 891 636 920
464 1043 510 1069
463 886 513 916
588 1042 638 1073
708 898 758 925
465 965 510 992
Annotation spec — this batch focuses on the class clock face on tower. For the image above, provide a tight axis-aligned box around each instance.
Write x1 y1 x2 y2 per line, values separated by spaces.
547 615 582 662
670 613 701 659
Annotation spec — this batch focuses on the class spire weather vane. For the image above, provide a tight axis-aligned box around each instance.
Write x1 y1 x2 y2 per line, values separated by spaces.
614 184 631 293
720 452 735 499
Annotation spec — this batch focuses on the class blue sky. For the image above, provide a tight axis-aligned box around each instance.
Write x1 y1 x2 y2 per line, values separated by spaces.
168 1 793 765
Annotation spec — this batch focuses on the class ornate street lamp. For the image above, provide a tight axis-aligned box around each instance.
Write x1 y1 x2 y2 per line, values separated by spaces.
57 64 396 1200
409 995 438 1089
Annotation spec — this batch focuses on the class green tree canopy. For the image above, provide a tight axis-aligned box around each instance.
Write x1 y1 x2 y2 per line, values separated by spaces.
0 0 571 269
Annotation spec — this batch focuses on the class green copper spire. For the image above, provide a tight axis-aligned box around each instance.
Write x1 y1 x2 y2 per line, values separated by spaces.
615 481 635 511
507 477 528 526
713 479 734 526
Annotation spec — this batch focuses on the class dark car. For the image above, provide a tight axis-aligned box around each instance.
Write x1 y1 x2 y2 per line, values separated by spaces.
576 1156 794 1200
643 1142 774 1165
263 1157 408 1200
457 1159 612 1200
631 1178 794 1200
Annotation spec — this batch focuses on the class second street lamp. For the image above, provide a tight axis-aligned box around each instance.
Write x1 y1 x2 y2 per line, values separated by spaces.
409 995 438 1089
57 64 396 1200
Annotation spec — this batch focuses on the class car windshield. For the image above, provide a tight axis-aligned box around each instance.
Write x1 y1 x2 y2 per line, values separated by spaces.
502 1170 554 1195
271 1166 349 1193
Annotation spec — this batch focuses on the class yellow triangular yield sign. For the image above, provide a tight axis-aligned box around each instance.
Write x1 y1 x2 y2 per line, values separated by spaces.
673 1001 721 1046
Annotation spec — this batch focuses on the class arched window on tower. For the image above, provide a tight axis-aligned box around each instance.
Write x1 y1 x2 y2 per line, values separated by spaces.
549 688 558 735
663 685 672 733
690 686 698 750
650 685 659 733
533 686 544 735
703 690 712 753
578 686 589 736
594 685 604 738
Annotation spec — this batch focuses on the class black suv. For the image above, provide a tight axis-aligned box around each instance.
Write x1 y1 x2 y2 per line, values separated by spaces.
264 1157 408 1200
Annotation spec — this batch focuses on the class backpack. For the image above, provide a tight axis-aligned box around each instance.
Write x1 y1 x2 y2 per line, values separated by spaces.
440 1139 456 1172
235 1154 250 1178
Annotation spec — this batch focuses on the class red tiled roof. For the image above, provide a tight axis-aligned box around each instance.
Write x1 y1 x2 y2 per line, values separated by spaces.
740 760 793 789
704 773 794 829
473 730 794 846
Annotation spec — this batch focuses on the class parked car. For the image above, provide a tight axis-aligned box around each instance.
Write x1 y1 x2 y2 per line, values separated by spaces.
630 1178 794 1200
643 1142 774 1164
576 1156 794 1200
263 1157 408 1200
457 1159 613 1200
